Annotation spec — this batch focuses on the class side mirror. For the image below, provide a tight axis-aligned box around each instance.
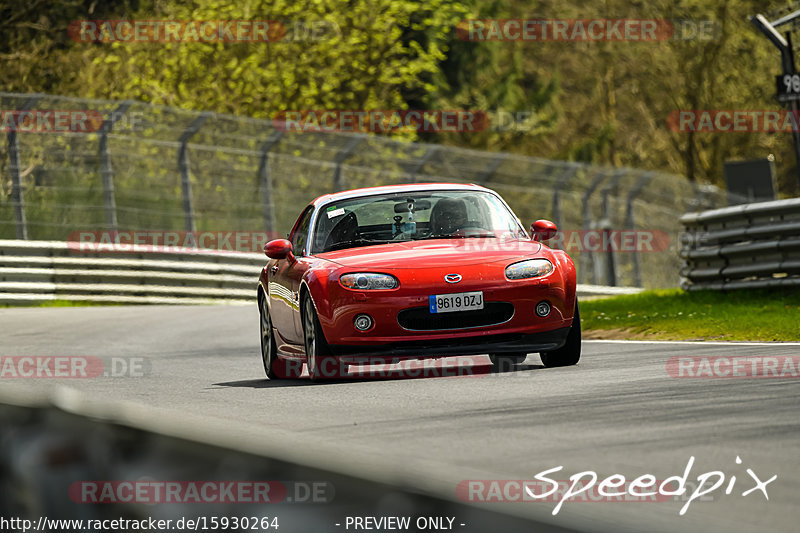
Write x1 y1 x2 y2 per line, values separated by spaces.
531 219 558 242
264 239 295 261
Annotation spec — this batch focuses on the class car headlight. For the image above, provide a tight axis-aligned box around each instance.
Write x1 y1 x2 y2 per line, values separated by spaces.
505 259 553 280
340 273 399 290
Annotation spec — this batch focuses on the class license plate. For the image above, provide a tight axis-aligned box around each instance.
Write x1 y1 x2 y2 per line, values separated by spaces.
429 291 484 313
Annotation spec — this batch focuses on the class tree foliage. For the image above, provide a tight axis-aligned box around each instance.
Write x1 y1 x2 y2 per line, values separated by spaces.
0 0 798 194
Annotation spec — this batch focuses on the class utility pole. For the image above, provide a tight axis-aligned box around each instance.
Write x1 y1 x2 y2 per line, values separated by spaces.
752 12 800 189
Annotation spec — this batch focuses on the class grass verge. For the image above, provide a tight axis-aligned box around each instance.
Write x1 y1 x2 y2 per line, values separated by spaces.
581 288 800 342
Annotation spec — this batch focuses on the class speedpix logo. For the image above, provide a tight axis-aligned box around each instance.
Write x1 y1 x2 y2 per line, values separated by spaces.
458 456 776 516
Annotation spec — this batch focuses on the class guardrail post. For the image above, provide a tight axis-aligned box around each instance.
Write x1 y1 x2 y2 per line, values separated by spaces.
257 130 284 234
596 169 627 286
177 112 210 232
332 136 363 191
579 169 611 284
408 145 439 183
599 192 617 286
98 101 132 232
5 95 41 240
623 171 654 288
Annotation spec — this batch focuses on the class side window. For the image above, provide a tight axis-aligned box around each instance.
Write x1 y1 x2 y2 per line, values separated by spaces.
290 207 314 256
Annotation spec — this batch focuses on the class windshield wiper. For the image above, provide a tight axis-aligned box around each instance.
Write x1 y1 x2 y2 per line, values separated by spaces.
422 233 496 239
324 238 390 252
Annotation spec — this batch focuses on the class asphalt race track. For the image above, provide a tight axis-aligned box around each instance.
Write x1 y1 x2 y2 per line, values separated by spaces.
1 305 798 533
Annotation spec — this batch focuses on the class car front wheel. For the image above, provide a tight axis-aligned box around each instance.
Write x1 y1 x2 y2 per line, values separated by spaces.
540 302 581 367
302 296 346 381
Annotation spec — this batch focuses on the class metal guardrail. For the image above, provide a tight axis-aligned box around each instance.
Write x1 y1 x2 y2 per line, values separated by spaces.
0 240 639 305
679 198 800 290
0 239 263 305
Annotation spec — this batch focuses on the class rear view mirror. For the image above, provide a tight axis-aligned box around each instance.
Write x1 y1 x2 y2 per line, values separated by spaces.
394 200 431 213
531 219 557 242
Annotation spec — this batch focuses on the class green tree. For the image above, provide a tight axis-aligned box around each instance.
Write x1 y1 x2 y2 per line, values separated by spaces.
59 0 469 121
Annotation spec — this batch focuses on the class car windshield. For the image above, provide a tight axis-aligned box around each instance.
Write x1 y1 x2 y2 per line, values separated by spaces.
312 190 527 253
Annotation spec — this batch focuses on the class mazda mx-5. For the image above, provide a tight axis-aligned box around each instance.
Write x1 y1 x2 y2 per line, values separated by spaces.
257 183 580 380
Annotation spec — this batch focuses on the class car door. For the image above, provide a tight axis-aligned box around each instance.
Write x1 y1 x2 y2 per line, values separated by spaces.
269 206 313 345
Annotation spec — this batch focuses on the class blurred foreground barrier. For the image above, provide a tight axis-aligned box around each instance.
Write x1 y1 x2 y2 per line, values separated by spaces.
0 393 555 533
0 239 637 305
679 198 800 290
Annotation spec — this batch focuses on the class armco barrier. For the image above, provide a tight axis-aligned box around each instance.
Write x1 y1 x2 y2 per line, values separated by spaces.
679 198 800 290
0 239 263 305
0 239 638 305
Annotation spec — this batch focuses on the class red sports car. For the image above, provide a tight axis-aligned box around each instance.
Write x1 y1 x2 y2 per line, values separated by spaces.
257 183 580 380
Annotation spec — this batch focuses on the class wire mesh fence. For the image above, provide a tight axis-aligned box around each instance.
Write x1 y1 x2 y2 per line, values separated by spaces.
1 92 733 288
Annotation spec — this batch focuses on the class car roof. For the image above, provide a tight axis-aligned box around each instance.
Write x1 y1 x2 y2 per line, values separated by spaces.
311 182 491 207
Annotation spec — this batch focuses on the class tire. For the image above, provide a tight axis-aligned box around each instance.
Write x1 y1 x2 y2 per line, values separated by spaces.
260 293 295 379
540 302 581 368
488 353 527 372
302 296 345 381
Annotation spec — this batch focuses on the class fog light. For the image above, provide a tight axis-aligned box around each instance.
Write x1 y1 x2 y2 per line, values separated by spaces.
354 314 374 331
535 301 551 317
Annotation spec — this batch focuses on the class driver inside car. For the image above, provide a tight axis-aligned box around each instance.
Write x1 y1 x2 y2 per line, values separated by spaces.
429 197 469 236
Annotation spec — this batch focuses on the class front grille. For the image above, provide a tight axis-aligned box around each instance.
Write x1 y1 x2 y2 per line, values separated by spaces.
397 302 514 331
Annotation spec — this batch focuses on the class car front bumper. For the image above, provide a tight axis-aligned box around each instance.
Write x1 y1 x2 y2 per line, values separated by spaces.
327 326 571 361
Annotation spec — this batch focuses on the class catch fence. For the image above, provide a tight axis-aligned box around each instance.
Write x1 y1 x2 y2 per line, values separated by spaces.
1 92 733 288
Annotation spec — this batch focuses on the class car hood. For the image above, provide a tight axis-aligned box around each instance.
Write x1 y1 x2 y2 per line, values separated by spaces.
317 239 543 269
